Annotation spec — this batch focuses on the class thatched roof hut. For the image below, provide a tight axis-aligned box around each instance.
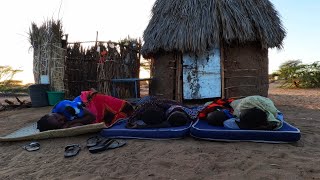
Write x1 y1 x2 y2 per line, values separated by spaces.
142 0 286 101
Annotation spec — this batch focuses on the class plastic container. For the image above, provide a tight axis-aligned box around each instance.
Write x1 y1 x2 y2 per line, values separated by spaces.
40 75 49 84
28 84 50 107
47 91 65 106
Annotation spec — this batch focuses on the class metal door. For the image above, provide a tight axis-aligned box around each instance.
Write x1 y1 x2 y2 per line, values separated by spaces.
182 48 221 99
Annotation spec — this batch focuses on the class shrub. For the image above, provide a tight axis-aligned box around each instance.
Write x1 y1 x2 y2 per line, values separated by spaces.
276 60 320 88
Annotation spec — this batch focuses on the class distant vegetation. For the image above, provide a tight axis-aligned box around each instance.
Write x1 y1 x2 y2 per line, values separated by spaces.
140 59 151 71
272 60 320 88
0 66 29 94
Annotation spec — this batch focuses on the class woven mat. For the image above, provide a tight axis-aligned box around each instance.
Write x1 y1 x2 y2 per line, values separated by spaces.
0 122 105 142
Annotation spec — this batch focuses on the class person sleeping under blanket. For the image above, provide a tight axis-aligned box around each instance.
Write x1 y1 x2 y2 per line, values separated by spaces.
37 89 134 132
126 96 205 129
199 96 283 130
198 98 235 126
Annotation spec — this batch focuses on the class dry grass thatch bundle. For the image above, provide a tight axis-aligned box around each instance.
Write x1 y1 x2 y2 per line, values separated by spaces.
28 19 65 91
29 19 63 50
142 0 286 57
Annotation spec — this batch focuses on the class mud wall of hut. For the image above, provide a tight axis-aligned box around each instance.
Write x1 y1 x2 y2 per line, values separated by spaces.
149 52 177 99
222 42 269 98
150 42 269 101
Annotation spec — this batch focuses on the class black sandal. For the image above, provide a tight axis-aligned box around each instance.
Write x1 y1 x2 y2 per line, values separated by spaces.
86 135 104 148
22 142 40 152
88 139 126 154
64 144 81 158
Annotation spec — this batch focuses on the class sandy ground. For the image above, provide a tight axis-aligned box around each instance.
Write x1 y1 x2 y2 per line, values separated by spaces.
0 83 320 180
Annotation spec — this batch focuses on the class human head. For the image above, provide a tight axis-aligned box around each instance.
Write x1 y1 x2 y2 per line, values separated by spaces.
238 108 269 130
167 111 189 127
206 110 228 126
141 109 165 125
37 113 67 132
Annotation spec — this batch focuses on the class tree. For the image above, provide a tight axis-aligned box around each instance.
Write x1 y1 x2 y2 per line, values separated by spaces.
276 60 320 88
298 61 320 88
0 66 23 90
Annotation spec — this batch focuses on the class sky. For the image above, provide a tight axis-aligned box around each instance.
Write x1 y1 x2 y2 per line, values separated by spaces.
0 0 319 84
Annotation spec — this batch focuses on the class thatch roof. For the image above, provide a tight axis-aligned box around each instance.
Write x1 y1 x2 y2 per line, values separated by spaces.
142 0 286 58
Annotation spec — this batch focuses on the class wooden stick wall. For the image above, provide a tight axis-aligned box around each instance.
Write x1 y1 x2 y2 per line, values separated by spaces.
64 40 141 99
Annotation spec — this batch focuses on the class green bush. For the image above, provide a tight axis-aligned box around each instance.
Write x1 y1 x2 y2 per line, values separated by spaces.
298 61 320 88
276 60 320 88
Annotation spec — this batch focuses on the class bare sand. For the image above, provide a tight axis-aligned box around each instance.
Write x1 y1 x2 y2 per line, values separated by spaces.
0 83 319 180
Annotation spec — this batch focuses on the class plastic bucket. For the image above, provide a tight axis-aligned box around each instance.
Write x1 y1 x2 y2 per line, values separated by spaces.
47 91 65 106
28 84 50 107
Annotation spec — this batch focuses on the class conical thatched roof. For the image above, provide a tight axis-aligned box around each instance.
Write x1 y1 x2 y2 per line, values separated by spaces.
142 0 286 57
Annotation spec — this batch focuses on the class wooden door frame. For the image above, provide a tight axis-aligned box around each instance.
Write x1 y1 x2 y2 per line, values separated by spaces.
175 53 183 102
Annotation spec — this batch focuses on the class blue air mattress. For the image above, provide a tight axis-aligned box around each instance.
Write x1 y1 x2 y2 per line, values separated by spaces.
190 120 301 143
100 120 192 139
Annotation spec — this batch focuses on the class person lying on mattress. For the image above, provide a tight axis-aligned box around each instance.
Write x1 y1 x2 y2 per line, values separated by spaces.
37 89 134 132
126 96 205 129
199 96 284 130
198 98 235 126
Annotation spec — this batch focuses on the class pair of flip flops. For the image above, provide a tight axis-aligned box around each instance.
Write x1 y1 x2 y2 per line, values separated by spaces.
64 136 125 157
86 135 126 154
22 141 80 158
22 142 40 152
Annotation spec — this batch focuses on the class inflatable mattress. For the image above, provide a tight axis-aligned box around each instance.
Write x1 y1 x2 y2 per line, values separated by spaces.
190 120 301 143
100 120 192 139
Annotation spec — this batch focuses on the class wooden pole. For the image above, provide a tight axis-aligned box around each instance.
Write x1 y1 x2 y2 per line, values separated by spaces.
175 53 183 102
220 42 225 99
95 31 98 47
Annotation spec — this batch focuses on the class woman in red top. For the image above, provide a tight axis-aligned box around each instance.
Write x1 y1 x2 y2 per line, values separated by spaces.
79 90 133 127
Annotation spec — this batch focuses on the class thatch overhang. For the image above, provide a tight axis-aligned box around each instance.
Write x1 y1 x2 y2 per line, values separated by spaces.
142 0 286 58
